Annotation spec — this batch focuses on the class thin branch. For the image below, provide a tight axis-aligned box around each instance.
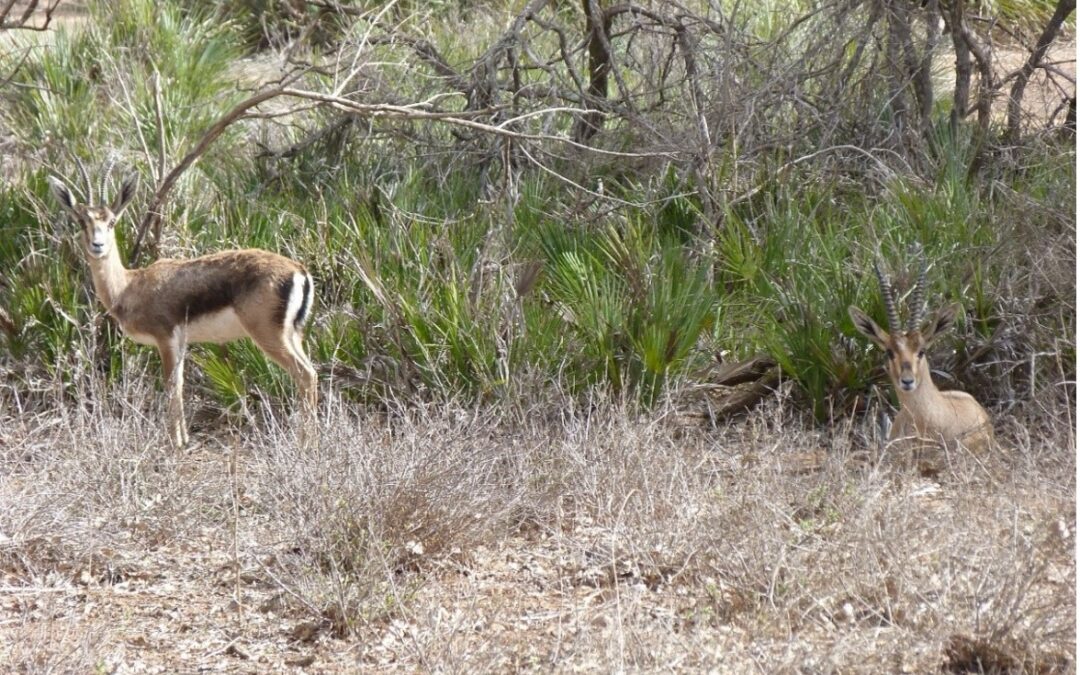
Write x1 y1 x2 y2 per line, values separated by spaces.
153 69 167 183
130 88 290 265
0 0 60 31
128 86 678 265
1006 0 1076 143
519 144 693 208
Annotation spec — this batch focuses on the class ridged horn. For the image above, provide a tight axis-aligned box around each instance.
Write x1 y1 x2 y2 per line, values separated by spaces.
907 243 928 331
100 154 118 207
74 156 94 205
874 256 901 333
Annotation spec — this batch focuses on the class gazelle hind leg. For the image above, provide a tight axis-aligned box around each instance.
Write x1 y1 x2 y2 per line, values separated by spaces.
290 333 319 449
290 328 318 412
271 272 317 415
250 330 317 424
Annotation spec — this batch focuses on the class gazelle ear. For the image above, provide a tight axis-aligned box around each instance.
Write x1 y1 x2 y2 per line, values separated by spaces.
111 174 138 217
48 176 78 213
922 303 961 343
848 305 890 349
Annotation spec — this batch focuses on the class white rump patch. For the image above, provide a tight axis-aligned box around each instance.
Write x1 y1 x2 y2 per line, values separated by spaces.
182 307 248 344
283 272 309 330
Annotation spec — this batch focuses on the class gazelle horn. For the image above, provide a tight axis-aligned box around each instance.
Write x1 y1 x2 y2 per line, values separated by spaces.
75 156 94 205
100 154 118 207
907 243 928 331
874 256 901 333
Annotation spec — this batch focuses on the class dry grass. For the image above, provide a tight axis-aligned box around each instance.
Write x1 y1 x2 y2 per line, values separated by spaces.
0 378 1073 673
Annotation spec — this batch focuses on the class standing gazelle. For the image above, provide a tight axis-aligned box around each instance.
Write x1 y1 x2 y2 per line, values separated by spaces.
49 162 317 448
848 248 993 454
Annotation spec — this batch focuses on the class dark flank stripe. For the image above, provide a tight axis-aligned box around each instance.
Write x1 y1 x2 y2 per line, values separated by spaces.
181 276 258 322
294 275 312 328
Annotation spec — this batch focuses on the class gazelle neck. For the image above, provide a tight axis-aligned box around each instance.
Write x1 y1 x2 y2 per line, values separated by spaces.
86 237 131 313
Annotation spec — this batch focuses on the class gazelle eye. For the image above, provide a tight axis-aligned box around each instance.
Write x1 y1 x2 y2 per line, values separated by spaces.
885 349 894 359
917 349 926 359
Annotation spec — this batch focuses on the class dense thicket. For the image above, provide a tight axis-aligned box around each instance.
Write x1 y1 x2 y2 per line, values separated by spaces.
0 0 1074 422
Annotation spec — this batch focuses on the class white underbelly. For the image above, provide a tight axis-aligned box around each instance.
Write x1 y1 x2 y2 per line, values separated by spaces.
124 328 159 346
180 308 249 344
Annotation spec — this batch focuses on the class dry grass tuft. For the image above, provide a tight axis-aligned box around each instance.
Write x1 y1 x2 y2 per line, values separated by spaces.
944 633 1071 674
0 376 1073 671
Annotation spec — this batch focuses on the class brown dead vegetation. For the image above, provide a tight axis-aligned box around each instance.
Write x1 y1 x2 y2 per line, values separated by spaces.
0 381 1073 672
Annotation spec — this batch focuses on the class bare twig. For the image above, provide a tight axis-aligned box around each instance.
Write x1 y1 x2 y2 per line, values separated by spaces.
1006 0 1076 143
130 87 292 265
0 0 60 31
129 86 677 264
153 69 167 183
943 0 972 135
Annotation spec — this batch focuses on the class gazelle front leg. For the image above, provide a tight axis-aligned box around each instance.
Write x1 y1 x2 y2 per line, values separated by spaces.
157 331 189 448
888 408 916 444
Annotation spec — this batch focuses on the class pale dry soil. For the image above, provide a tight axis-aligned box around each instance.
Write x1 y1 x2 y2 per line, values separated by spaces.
0 390 1073 673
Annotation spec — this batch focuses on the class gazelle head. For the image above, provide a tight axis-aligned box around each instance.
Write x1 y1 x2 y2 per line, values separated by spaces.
48 158 136 260
848 247 961 394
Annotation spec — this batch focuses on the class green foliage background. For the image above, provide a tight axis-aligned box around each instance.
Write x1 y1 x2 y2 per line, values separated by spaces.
0 0 1073 421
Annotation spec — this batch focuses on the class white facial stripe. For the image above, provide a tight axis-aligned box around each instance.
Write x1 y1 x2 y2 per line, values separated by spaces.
91 224 109 244
82 207 115 257
887 334 922 391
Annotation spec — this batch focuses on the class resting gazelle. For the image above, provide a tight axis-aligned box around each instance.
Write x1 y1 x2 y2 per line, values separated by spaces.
49 162 317 448
848 248 993 454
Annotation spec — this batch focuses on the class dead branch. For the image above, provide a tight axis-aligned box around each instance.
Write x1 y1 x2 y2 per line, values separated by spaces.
0 0 61 89
1006 0 1076 143
364 34 470 94
130 88 291 265
0 0 59 31
958 16 996 175
127 86 675 265
943 0 972 135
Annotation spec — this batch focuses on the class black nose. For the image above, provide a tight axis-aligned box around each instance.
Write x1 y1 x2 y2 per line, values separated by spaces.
900 376 915 387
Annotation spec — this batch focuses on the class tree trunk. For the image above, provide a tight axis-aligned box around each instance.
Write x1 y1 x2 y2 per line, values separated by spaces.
572 0 612 145
884 0 913 141
943 0 971 136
